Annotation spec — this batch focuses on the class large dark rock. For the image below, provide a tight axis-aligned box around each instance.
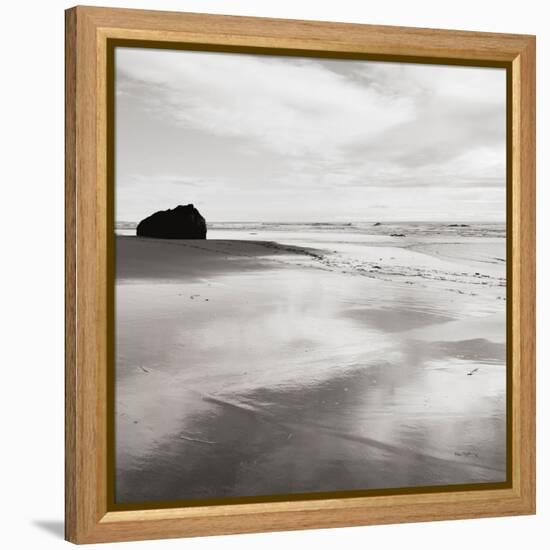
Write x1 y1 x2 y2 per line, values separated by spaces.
136 204 207 239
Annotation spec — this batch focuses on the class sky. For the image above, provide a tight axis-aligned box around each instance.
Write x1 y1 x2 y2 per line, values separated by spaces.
115 47 506 223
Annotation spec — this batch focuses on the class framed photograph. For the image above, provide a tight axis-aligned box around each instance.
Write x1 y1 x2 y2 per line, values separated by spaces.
65 6 536 544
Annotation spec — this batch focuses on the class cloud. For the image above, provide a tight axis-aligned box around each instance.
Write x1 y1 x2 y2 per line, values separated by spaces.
115 48 506 222
116 49 415 157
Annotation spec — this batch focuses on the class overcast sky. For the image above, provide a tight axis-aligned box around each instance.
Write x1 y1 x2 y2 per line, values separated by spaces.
115 47 506 223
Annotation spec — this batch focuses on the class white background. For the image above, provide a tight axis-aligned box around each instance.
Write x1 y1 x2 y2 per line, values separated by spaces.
1 1 547 548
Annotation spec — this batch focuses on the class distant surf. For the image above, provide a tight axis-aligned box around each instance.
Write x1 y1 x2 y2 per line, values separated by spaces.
116 220 505 239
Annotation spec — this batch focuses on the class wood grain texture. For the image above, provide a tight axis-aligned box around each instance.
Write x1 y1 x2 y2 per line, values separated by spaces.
65 5 536 544
64 7 77 543
516 36 536 509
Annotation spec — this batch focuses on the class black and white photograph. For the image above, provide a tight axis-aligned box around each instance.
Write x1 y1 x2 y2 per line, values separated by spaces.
113 47 507 505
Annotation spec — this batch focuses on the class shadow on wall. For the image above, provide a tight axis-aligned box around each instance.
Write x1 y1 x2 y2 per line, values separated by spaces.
32 520 64 539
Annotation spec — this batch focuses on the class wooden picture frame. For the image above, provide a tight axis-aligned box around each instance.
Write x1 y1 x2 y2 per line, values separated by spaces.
65 5 536 544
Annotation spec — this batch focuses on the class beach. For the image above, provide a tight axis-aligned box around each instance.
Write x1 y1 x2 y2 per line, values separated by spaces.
115 223 506 504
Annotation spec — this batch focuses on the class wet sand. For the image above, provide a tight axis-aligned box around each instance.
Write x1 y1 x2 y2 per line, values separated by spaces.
115 234 506 504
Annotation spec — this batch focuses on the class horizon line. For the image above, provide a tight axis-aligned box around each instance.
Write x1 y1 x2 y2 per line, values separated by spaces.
115 219 506 224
